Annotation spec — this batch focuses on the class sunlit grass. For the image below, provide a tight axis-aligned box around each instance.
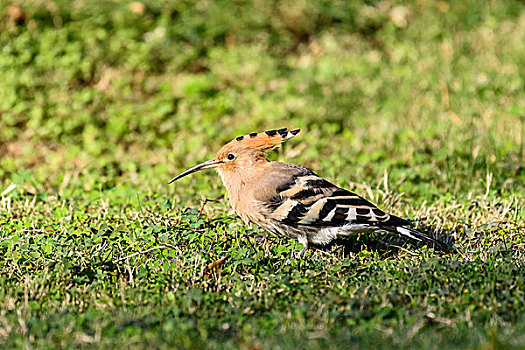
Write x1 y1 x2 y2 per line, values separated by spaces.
0 0 524 348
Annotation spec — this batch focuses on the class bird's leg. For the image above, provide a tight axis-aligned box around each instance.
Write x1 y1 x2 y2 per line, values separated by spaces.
294 236 309 259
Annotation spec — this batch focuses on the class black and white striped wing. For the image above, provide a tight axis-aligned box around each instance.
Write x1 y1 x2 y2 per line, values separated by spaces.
268 171 408 228
256 163 445 249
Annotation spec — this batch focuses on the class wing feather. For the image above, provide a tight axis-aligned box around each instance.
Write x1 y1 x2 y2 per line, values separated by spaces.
251 162 444 250
262 167 409 228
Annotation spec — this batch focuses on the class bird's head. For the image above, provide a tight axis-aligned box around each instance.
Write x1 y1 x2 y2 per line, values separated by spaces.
168 128 300 183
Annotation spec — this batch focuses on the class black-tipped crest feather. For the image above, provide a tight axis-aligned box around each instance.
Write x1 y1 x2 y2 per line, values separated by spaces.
226 128 300 151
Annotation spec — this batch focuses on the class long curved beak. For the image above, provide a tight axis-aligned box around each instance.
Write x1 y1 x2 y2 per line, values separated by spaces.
168 159 220 184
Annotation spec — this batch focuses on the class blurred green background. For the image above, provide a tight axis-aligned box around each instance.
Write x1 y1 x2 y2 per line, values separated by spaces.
1 0 523 199
0 0 524 349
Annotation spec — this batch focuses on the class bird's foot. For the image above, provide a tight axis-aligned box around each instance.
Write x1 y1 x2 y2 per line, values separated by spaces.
291 236 308 259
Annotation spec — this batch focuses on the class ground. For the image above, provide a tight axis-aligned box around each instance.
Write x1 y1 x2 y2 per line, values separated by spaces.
0 0 524 349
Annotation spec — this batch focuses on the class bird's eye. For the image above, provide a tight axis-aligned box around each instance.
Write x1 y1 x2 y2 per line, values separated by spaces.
227 153 235 160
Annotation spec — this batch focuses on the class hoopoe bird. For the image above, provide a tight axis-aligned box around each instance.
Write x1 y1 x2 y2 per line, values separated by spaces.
169 128 444 255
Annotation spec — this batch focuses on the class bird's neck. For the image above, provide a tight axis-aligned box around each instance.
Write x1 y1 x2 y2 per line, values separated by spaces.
216 160 268 219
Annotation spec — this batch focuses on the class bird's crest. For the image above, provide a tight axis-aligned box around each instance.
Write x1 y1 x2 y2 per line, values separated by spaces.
227 128 300 151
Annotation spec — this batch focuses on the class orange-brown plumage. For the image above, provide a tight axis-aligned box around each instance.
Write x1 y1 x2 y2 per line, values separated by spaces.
169 128 445 255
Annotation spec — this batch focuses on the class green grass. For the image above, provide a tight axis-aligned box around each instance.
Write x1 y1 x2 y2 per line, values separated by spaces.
1 0 524 348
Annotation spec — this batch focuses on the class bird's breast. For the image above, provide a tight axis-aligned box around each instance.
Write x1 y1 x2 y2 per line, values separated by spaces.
217 169 260 224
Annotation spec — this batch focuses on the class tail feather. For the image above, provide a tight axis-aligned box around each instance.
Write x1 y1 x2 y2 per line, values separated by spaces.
394 226 446 251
